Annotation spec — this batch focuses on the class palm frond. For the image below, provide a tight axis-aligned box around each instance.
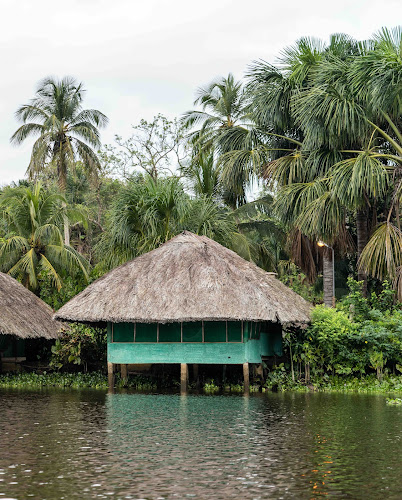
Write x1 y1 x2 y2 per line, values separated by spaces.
359 222 402 280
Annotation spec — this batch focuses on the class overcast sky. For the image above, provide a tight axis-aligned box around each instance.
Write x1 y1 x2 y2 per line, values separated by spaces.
1 0 401 185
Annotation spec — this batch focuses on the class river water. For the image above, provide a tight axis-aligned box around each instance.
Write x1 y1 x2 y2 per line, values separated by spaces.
0 390 401 499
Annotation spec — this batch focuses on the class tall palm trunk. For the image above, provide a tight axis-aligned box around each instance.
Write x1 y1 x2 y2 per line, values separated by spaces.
323 247 334 307
57 153 70 246
356 208 368 296
63 211 70 246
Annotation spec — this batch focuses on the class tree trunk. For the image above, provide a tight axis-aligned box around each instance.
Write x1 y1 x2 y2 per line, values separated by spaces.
323 247 334 307
356 209 368 296
63 212 70 246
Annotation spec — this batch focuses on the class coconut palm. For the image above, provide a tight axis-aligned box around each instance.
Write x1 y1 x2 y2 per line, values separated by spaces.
11 76 108 190
182 73 250 147
0 183 89 292
182 74 255 206
11 77 108 244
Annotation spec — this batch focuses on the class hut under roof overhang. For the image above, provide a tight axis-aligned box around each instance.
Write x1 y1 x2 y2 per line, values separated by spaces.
55 232 312 389
0 272 60 371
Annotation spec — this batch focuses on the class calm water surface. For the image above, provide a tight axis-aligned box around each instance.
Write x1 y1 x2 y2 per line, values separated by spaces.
0 390 401 499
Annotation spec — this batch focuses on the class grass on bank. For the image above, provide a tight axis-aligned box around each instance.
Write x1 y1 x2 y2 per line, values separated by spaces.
0 371 402 394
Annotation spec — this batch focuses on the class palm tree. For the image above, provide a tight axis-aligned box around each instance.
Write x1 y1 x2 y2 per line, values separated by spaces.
294 27 402 297
11 76 108 244
182 74 254 207
182 73 250 146
180 149 221 199
0 183 89 292
95 175 238 270
240 36 353 303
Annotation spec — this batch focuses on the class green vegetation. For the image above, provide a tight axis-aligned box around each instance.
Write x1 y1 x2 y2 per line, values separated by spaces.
267 279 402 390
0 183 88 290
386 397 402 405
0 370 400 394
0 371 108 389
265 372 402 393
1 27 402 391
49 324 106 371
11 76 108 192
0 372 157 391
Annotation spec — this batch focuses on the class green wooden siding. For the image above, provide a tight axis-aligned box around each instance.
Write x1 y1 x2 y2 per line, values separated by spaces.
108 321 283 364
260 325 283 356
108 339 261 364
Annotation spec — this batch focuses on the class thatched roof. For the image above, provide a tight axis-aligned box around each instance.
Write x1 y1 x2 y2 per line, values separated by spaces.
0 272 60 339
55 232 311 326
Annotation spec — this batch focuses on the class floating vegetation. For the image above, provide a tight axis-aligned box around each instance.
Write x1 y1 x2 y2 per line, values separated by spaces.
386 398 402 405
0 371 108 389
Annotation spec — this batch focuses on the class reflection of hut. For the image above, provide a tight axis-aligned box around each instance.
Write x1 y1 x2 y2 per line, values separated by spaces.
55 232 311 390
0 273 59 371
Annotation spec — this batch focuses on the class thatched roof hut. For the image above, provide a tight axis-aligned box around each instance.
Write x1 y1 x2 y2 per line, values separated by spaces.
55 231 311 327
0 272 60 339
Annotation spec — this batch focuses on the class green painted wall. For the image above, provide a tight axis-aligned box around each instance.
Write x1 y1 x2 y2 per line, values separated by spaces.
107 321 283 365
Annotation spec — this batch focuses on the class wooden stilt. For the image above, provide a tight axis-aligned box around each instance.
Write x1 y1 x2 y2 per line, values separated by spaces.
193 364 199 389
181 363 188 393
255 363 264 391
108 362 115 390
121 364 128 381
243 362 250 394
222 364 227 385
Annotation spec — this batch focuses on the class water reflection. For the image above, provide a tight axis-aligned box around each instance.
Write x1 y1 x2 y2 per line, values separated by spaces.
0 390 401 499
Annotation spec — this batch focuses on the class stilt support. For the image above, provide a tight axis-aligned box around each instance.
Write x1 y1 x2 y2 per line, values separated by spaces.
181 363 188 393
121 364 128 381
193 364 199 389
108 362 115 390
243 362 250 394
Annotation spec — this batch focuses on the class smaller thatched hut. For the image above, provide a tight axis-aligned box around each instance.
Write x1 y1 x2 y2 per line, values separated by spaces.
0 273 60 371
55 232 311 390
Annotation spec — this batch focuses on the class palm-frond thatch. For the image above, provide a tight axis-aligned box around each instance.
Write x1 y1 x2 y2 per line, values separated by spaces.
55 232 311 327
0 272 60 339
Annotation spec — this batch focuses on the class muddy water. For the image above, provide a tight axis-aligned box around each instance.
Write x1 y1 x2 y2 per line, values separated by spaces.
0 390 401 499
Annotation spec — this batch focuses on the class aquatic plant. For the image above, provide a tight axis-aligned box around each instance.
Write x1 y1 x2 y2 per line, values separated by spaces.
386 397 402 405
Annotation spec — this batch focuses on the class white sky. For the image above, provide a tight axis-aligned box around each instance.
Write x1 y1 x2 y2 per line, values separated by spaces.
1 0 401 185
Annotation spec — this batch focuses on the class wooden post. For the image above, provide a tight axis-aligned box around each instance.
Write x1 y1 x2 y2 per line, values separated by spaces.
181 363 188 393
121 364 128 381
243 362 250 394
193 364 199 389
108 362 114 390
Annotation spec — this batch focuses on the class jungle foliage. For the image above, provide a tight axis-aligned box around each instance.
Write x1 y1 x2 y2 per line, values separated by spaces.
280 279 402 386
1 27 402 385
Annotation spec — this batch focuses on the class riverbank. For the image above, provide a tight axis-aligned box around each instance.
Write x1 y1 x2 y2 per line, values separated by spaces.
264 373 402 394
1 371 401 394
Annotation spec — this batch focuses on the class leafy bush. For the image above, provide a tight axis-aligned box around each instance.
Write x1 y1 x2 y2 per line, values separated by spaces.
284 279 402 381
50 323 107 371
